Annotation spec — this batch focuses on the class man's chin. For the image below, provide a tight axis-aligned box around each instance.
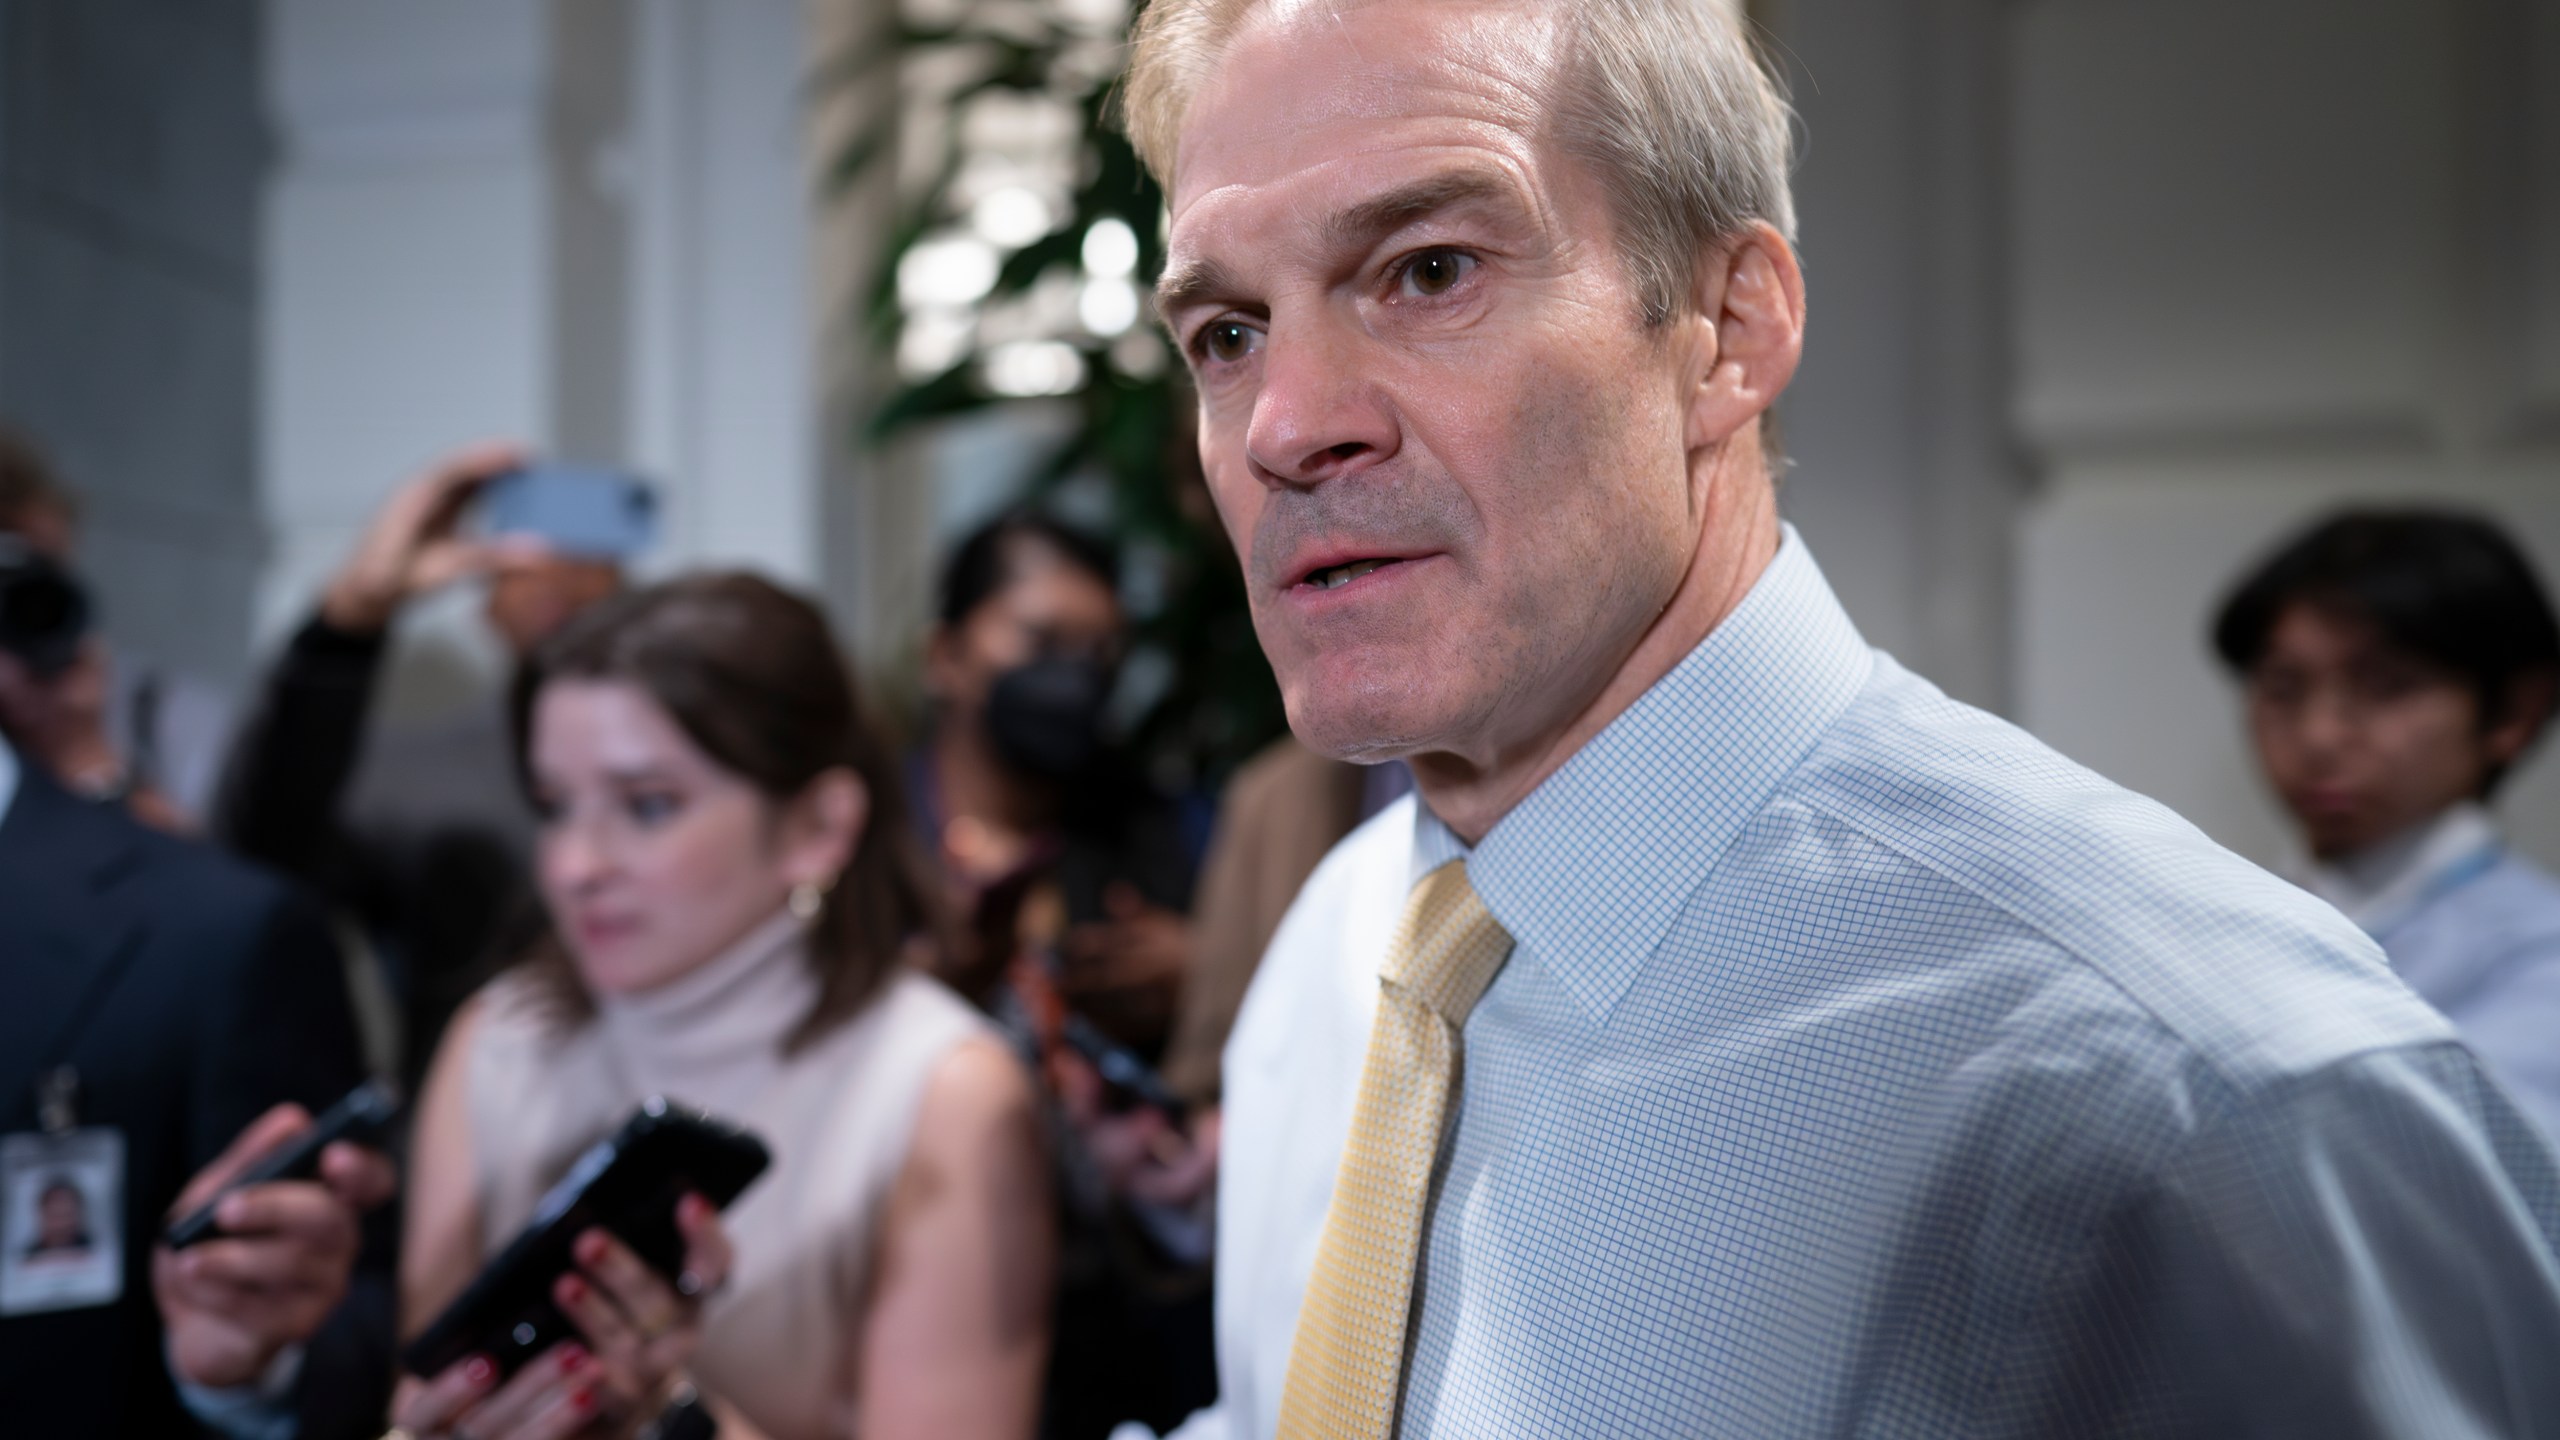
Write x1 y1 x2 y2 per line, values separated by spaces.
1281 670 1455 764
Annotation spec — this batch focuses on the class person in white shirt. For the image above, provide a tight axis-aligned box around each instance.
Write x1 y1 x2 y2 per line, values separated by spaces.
1108 1 2560 1437
2215 507 2560 1141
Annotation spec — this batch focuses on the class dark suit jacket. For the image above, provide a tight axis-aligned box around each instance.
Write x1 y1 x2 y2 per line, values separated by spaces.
0 765 368 1437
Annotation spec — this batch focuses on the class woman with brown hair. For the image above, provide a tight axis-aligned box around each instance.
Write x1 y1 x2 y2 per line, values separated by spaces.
391 573 1051 1440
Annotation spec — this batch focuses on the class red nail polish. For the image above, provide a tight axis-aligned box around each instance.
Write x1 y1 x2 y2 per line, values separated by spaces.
464 1355 495 1386
576 1230 609 1265
559 1274 586 1304
556 1341 587 1372
573 1386 599 1414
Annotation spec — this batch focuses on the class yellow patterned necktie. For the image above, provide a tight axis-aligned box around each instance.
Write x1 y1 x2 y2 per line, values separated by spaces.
1275 859 1517 1440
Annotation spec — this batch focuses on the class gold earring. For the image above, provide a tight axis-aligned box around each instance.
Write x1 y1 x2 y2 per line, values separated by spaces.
789 882 823 922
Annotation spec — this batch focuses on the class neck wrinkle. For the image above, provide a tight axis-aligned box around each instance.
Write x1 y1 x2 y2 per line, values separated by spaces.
1415 472 1781 844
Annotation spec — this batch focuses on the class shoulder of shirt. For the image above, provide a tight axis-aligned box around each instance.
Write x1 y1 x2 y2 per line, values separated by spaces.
2457 850 2560 942
468 962 581 1054
868 966 999 1043
1771 656 2455 1087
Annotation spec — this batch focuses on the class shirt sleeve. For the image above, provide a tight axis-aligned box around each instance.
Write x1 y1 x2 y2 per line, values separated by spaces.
2130 1040 2560 1436
170 1340 303 1440
210 612 389 893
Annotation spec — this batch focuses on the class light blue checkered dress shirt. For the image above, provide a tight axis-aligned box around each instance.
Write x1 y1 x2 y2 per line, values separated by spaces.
1165 532 2560 1440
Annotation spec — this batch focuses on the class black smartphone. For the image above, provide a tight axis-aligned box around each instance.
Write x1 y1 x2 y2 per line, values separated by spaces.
400 1099 770 1384
164 1078 403 1251
1061 1013 1189 1126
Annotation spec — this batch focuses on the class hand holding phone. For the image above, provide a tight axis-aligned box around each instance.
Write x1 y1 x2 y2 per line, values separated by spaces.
155 1089 402 1390
164 1078 401 1250
392 1196 735 1440
400 1099 768 1385
1060 1013 1188 1125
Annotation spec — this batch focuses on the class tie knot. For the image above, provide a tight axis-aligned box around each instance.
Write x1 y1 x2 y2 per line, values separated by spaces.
1382 859 1516 1025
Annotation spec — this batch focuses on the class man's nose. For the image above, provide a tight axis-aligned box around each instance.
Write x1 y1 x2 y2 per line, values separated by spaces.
1243 314 1399 489
2297 687 2358 754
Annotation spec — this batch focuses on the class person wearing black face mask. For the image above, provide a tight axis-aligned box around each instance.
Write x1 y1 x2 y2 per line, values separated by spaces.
912 512 1199 1058
911 513 1216 1440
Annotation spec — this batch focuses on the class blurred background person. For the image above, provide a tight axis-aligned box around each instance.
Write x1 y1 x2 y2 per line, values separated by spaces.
0 424 229 832
396 572 1049 1440
1157 739 1409 1111
906 512 1216 1439
0 614 393 1436
215 445 626 1088
915 511 1199 1052
2216 509 2560 1139
1056 737 1413 1319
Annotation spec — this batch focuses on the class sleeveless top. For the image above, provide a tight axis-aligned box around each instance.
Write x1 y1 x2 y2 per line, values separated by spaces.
464 911 991 1439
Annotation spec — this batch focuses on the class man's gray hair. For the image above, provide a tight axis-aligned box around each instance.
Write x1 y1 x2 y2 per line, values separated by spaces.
1122 0 1797 326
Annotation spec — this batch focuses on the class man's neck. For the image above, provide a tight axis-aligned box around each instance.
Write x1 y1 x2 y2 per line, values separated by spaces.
1409 460 1782 845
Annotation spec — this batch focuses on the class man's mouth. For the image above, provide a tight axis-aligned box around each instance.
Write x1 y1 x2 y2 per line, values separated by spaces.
1302 557 1397 591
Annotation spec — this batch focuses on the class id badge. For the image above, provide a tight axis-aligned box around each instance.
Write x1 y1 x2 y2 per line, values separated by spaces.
0 1127 125 1316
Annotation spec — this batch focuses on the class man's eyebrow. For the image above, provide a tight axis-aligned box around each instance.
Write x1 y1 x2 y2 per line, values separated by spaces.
1155 254 1248 330
1319 169 1523 256
1154 169 1528 331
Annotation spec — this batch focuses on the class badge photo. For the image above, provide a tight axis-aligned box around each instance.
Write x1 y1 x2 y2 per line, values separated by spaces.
0 1127 125 1317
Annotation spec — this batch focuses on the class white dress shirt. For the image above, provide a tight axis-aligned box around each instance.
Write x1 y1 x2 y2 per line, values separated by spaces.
1133 531 2560 1439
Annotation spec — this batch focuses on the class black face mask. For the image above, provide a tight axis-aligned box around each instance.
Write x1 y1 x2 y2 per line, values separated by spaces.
984 655 1114 781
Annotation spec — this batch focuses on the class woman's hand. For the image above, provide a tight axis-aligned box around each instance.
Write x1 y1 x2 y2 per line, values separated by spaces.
394 1345 601 1440
552 1197 734 1427
390 1194 735 1439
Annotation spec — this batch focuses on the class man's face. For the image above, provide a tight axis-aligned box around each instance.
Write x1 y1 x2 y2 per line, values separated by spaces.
2245 604 2510 859
485 553 621 658
1161 0 1709 767
37 1184 84 1246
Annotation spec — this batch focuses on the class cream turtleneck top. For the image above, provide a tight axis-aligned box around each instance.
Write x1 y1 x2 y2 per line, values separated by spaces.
465 911 990 1439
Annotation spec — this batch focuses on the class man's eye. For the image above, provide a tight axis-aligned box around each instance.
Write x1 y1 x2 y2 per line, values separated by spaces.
1400 249 1475 298
2250 670 2308 706
1196 321 1259 364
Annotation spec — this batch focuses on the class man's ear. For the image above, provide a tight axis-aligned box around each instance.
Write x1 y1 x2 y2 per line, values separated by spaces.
1686 221 1806 454
782 768 870 891
2486 670 2559 769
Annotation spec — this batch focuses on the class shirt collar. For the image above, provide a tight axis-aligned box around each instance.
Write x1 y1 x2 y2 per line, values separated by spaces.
2293 802 2503 937
0 732 18 827
1411 527 1873 1022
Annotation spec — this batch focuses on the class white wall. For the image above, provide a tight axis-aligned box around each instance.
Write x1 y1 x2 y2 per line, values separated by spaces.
261 0 827 706
1769 0 2560 869
1772 0 2015 712
2007 0 2560 868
